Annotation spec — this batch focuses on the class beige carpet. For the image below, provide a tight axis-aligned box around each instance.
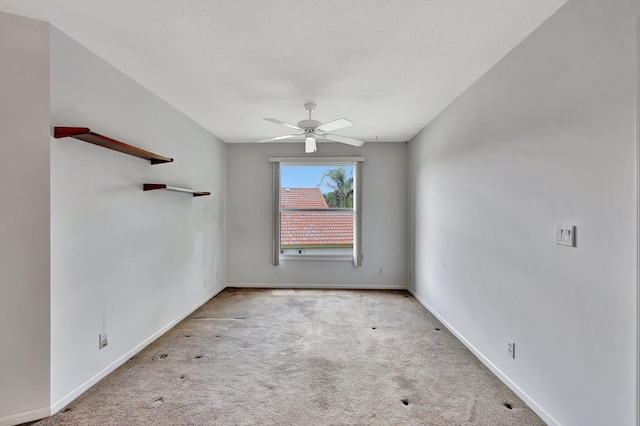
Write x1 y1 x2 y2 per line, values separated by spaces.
29 289 545 425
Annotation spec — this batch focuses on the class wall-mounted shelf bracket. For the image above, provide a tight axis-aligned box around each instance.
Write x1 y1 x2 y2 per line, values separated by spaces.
143 184 210 197
54 127 174 164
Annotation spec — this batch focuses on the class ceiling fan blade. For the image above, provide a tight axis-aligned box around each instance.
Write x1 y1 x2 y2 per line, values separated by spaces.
322 133 364 147
264 118 302 131
257 134 303 143
305 136 317 153
317 118 353 132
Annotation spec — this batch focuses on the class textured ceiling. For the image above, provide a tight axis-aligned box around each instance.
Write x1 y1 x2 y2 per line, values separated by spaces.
0 0 566 143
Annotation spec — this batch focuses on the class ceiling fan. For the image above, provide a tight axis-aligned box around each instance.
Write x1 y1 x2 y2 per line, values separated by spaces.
258 103 364 153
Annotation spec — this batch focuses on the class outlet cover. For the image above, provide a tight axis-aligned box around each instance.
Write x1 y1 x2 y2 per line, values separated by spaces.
507 339 515 359
99 333 108 350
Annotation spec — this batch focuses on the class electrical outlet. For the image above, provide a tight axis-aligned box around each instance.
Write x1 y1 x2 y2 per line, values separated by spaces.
379 268 383 275
507 339 515 359
99 333 108 350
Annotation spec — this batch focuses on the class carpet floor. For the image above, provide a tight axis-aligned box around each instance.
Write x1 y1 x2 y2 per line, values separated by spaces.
29 288 545 425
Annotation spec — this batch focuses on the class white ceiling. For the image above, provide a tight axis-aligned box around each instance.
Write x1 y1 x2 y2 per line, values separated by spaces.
0 0 566 143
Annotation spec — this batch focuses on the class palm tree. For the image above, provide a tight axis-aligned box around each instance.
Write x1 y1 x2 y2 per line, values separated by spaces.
318 167 353 208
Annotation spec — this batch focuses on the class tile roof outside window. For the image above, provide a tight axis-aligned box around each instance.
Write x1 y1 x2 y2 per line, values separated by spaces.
280 188 328 209
281 211 354 247
280 188 353 248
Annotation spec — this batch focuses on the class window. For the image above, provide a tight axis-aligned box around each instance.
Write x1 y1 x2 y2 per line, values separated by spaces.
269 157 364 266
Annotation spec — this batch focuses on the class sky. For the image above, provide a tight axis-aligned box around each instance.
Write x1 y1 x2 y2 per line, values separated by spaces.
281 165 353 194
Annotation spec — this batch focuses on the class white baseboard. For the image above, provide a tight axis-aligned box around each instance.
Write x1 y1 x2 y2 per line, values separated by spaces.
227 283 408 290
406 288 560 426
0 406 51 426
48 287 225 417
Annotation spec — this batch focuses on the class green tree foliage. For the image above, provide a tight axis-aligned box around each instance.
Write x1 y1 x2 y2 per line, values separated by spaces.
318 167 353 208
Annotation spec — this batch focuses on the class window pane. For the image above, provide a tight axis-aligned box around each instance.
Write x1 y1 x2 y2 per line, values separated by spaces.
280 165 354 256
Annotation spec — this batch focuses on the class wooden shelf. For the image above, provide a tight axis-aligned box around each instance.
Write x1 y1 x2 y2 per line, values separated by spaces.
143 184 210 197
54 127 173 165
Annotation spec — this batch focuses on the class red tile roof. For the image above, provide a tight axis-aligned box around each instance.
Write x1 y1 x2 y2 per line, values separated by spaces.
280 188 328 209
281 211 354 247
280 187 353 247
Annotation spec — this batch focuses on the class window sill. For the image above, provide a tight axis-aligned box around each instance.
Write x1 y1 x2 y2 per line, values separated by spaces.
279 255 353 262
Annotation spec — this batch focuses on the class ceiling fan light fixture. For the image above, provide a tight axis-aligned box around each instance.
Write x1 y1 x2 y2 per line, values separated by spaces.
305 136 317 153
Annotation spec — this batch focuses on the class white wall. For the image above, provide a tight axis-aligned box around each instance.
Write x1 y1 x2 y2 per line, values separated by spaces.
50 28 226 409
408 1 638 425
0 11 51 424
227 142 407 288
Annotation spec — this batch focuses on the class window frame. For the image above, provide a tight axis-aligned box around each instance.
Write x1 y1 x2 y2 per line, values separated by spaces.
269 157 364 267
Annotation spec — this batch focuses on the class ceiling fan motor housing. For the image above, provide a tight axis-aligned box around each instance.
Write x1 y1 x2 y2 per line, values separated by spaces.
297 119 322 131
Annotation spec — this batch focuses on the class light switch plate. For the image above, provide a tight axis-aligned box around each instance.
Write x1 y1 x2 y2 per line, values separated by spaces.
555 225 576 247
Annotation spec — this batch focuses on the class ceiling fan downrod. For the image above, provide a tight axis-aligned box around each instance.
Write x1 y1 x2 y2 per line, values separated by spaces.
298 103 321 130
